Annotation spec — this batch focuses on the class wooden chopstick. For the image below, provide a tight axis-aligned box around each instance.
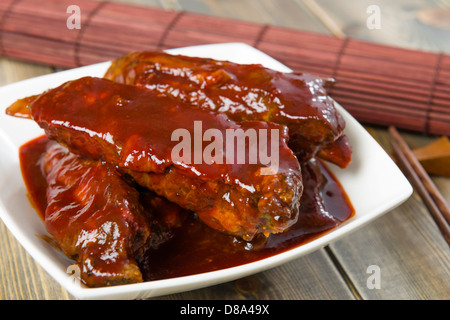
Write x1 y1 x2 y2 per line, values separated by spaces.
389 126 450 247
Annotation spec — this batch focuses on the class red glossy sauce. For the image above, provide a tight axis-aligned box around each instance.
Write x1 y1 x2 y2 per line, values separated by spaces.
19 135 354 281
25 76 304 241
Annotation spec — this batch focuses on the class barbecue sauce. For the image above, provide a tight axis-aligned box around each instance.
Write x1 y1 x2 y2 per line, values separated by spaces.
19 135 354 282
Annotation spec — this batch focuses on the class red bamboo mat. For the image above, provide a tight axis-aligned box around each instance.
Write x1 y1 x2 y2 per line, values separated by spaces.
1 0 449 136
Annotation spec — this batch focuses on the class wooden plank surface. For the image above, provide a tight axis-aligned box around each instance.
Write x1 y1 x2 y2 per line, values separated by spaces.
0 59 69 300
0 0 449 300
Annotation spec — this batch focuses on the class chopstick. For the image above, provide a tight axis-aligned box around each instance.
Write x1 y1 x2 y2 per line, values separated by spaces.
389 126 450 247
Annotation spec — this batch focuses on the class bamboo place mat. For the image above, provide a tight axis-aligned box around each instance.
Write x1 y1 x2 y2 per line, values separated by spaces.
1 0 449 136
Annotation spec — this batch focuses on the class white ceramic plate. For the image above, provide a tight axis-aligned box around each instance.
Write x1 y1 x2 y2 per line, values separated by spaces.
0 43 412 300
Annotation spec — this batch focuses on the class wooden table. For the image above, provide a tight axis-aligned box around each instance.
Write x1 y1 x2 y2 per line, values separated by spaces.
0 0 449 300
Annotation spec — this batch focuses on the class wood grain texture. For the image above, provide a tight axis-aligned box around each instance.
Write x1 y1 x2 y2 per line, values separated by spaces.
304 1 450 299
0 58 73 300
0 220 73 299
311 0 450 54
329 192 450 299
0 59 53 85
271 4 450 300
328 127 450 299
159 250 355 300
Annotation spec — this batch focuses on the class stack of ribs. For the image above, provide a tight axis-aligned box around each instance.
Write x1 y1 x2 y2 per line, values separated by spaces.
6 51 351 287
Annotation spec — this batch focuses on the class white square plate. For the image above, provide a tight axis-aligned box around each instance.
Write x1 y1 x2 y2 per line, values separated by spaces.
0 43 412 300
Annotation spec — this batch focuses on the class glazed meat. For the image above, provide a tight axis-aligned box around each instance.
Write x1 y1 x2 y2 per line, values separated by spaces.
104 51 352 168
9 76 303 241
42 141 151 287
